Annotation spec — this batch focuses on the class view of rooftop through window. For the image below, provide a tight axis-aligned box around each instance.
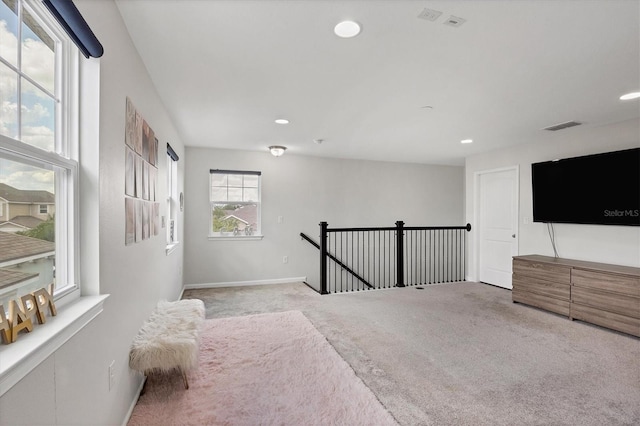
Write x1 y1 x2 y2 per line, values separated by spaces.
210 171 261 236
0 158 55 307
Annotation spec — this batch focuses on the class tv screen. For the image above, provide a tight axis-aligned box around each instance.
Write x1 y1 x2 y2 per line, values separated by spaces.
532 148 640 226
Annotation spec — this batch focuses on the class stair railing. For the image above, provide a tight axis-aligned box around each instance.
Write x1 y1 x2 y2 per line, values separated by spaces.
301 221 471 294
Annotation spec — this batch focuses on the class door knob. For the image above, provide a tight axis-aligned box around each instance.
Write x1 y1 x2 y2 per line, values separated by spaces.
512 234 516 238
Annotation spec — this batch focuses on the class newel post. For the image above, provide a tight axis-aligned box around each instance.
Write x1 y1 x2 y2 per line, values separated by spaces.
396 220 405 287
319 222 329 294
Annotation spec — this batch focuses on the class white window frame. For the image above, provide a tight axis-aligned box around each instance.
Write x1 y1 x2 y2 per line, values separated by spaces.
166 145 179 254
0 0 109 398
209 169 263 240
0 0 80 304
39 204 48 214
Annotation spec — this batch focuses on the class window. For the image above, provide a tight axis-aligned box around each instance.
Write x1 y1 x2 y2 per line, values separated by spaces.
0 0 78 306
166 143 178 250
209 170 261 238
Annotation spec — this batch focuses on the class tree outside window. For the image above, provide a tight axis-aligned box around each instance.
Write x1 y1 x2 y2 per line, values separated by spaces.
209 170 261 238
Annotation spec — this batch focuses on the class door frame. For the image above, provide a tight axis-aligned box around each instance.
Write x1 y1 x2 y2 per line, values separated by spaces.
471 165 519 285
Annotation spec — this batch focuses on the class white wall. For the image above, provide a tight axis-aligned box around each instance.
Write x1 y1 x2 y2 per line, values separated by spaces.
0 1 185 424
465 117 640 279
184 148 464 289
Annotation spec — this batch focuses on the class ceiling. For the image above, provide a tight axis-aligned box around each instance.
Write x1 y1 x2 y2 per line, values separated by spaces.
115 0 640 166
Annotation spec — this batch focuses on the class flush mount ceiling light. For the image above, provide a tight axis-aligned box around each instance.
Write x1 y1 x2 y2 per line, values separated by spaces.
269 145 287 157
461 139 473 144
620 92 640 100
274 118 289 124
334 20 361 38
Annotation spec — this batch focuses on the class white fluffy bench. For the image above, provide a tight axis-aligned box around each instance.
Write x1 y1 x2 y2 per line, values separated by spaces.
129 299 205 389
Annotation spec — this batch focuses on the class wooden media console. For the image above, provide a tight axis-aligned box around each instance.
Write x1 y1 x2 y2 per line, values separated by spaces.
512 255 640 337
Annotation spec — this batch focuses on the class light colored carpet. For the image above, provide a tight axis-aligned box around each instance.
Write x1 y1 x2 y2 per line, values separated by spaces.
184 282 640 425
128 310 397 426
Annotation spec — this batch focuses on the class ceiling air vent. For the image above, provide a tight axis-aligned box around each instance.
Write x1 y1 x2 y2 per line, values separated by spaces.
417 8 442 21
543 121 582 131
443 15 466 27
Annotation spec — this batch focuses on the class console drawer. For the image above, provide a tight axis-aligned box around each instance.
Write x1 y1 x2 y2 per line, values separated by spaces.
571 303 640 337
513 274 570 301
513 288 570 316
513 259 571 284
571 286 640 319
571 269 640 296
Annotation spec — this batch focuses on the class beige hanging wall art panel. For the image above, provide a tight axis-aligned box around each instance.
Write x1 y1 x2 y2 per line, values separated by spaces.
125 97 160 245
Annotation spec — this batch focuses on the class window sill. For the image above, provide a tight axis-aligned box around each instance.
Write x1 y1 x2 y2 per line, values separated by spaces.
0 294 109 397
166 242 180 255
208 235 264 241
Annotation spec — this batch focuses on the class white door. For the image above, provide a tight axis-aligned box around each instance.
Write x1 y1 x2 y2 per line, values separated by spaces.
478 168 518 289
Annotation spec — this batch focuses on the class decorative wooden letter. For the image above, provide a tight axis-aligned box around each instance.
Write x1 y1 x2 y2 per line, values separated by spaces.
0 304 12 344
20 294 39 324
32 287 57 323
9 299 33 342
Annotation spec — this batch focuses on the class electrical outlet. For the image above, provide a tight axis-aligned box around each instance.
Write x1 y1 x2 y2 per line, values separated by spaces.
277 215 283 224
283 256 288 264
109 360 115 391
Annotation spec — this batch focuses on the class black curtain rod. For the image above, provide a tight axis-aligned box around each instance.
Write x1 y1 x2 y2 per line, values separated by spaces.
210 169 261 176
167 143 179 161
43 0 103 58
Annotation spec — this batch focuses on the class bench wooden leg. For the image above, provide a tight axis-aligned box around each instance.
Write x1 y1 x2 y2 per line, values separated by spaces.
181 369 189 389
140 375 148 395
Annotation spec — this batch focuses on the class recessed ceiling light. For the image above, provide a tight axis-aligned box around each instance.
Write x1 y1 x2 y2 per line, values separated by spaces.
334 21 361 38
275 119 289 124
461 139 473 144
620 92 640 100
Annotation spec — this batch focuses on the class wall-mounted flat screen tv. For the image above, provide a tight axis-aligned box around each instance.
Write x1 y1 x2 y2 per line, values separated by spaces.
532 148 640 226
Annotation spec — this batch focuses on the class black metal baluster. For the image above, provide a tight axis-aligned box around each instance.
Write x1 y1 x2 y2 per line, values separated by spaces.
328 233 332 293
337 232 340 292
432 229 436 284
438 230 442 283
454 229 458 282
449 230 452 282
427 230 431 284
350 231 353 292
433 229 437 283
420 229 424 284
459 229 462 282
369 230 373 290
419 230 422 285
377 231 380 290
339 232 342 292
459 229 462 281
382 231 386 288
409 230 413 285
440 229 447 283
441 230 444 283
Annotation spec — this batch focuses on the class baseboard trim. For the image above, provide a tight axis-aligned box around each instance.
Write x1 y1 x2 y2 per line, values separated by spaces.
122 376 146 426
184 277 307 290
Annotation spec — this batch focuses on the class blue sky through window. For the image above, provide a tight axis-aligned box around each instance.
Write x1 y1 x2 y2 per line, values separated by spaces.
0 0 56 192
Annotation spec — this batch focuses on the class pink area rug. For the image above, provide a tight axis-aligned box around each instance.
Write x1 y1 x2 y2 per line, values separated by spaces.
128 310 397 425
